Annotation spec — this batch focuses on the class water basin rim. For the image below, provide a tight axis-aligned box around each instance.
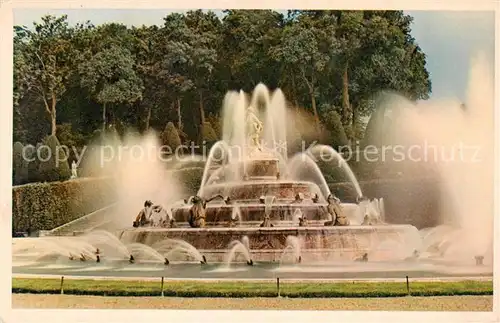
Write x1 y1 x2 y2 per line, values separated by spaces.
201 180 322 188
172 202 361 209
119 224 416 233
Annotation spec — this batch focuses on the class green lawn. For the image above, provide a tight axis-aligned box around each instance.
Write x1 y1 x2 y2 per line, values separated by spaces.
12 278 493 298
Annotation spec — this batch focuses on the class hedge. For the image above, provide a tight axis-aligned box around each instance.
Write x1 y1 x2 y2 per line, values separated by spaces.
12 177 117 233
38 135 71 182
12 168 204 233
12 278 493 298
12 167 441 233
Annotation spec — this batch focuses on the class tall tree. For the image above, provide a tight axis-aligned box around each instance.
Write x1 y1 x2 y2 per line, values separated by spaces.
220 10 284 89
270 12 337 128
184 10 221 128
131 25 164 132
158 13 195 133
14 15 75 136
11 11 432 164
78 23 144 131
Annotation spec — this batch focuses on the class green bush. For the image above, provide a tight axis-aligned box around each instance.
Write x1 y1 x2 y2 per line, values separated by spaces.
321 110 349 149
38 135 71 182
161 122 182 152
12 177 117 233
78 127 122 178
13 142 28 185
201 122 218 143
206 113 222 139
173 167 204 195
56 123 86 162
27 143 43 183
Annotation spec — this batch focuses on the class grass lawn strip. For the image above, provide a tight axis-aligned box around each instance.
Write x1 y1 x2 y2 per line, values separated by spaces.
12 278 493 298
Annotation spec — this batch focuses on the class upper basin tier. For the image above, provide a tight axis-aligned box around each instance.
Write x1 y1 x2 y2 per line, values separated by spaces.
171 203 361 224
200 180 324 202
202 157 281 186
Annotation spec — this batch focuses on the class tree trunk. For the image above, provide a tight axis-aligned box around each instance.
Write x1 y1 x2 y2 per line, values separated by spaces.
50 93 57 136
291 72 300 108
110 105 115 126
145 105 152 132
352 105 357 141
199 90 205 126
300 69 320 129
342 63 351 127
177 98 182 131
102 103 107 132
310 89 319 128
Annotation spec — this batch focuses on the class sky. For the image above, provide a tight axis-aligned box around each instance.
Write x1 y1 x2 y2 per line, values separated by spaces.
13 9 496 102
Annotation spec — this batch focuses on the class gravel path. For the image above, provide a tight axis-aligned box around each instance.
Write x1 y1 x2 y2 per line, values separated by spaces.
12 294 493 311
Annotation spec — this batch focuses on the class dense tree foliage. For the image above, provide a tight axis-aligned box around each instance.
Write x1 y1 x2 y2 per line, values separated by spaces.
13 10 431 177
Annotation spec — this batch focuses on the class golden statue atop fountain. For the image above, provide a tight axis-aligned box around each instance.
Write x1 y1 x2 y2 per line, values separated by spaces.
246 105 264 153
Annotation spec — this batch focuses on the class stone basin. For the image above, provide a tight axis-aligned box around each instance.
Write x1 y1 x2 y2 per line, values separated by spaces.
117 224 419 262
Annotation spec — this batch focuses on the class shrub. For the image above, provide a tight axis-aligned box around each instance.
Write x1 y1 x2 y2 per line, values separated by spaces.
78 127 121 178
26 142 44 183
12 177 117 233
13 142 28 185
38 135 71 182
161 122 182 152
321 110 349 149
206 113 222 139
56 123 85 162
201 122 218 143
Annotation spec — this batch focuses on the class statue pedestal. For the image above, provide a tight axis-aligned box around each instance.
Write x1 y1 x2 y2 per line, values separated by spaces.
243 157 279 180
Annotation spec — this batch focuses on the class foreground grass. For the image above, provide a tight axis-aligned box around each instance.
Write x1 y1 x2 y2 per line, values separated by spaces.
12 278 493 298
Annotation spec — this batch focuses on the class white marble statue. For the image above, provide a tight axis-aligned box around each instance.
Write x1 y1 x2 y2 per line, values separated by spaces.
71 160 78 179
246 105 264 153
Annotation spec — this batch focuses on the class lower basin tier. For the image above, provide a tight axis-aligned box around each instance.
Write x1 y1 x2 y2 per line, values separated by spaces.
117 225 420 262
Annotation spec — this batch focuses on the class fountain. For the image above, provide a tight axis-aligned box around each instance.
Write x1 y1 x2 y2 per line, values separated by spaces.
12 78 493 279
116 83 421 263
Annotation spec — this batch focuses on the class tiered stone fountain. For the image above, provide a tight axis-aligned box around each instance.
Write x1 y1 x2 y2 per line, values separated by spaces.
118 84 419 263
12 82 493 279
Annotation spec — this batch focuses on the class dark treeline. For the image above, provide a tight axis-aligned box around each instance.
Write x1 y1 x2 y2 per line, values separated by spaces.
14 10 431 146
